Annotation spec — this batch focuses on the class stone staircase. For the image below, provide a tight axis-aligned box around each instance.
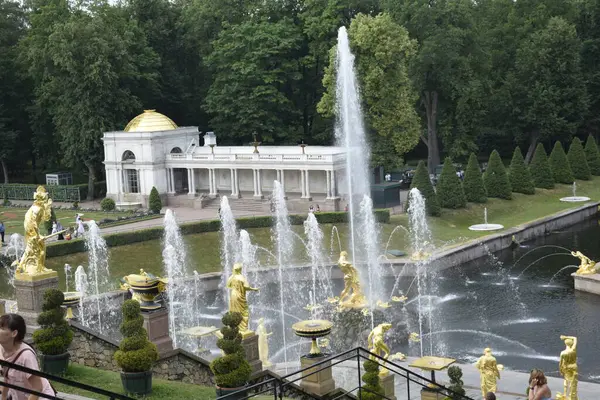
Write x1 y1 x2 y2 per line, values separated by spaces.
203 196 271 215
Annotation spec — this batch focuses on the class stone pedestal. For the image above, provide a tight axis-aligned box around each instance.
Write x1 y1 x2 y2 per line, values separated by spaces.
420 387 444 400
15 272 59 328
299 355 336 396
572 272 600 295
241 333 263 374
380 373 397 400
142 308 174 356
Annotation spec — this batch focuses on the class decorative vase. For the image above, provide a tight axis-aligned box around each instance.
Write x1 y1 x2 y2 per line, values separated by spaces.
120 370 153 395
216 385 248 400
39 352 70 376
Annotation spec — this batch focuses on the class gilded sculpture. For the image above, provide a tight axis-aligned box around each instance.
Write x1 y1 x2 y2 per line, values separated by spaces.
571 251 597 275
475 348 501 398
368 323 392 375
337 251 367 308
558 335 578 400
227 263 259 335
256 318 273 367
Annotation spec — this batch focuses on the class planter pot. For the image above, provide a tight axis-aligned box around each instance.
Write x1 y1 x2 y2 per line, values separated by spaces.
39 352 69 376
120 371 153 395
216 385 248 400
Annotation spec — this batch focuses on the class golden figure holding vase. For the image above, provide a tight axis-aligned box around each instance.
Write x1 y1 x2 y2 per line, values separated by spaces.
337 251 367 308
256 318 273 367
559 335 578 400
227 263 259 336
571 251 597 275
367 323 392 376
475 348 501 398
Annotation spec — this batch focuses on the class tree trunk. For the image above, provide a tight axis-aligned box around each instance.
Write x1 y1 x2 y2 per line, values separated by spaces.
0 159 8 184
86 162 96 201
524 131 539 163
423 91 441 173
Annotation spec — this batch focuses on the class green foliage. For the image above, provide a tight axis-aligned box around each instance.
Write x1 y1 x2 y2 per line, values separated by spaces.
100 197 116 211
436 158 466 209
509 147 535 195
33 289 73 356
483 150 512 200
463 153 487 203
210 312 252 388
549 142 574 184
529 144 555 189
44 207 57 233
114 300 158 373
568 137 591 180
148 187 162 214
446 366 466 399
409 161 441 217
359 359 384 400
584 135 600 176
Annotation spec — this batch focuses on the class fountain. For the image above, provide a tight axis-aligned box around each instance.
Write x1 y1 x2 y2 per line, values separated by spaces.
468 207 504 231
219 196 240 303
82 221 111 334
560 182 591 202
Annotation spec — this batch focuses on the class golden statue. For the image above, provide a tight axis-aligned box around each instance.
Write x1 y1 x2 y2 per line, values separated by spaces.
475 348 501 398
559 335 578 400
337 251 367 308
571 251 597 275
256 318 273 367
367 323 392 376
12 186 60 279
227 263 259 335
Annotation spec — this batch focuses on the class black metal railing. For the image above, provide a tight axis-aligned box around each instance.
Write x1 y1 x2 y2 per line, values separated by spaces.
218 347 475 400
0 358 134 400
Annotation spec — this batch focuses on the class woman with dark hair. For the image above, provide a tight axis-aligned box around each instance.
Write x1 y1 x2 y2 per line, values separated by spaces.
528 369 552 400
0 314 55 400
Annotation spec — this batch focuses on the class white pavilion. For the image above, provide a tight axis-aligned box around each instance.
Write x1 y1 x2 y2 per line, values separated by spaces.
103 110 346 212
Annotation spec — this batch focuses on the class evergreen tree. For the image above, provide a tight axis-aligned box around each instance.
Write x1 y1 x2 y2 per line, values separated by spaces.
463 153 487 203
529 144 555 189
149 186 162 213
584 135 600 176
509 147 535 195
359 360 384 400
483 150 512 199
436 157 466 209
549 141 574 184
568 137 591 180
409 160 440 217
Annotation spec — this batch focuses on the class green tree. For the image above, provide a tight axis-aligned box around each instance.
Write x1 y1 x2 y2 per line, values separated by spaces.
359 359 384 400
436 157 466 209
585 135 600 175
483 150 511 200
549 142 574 184
210 312 252 388
508 147 535 195
568 137 591 180
529 143 555 189
463 153 487 203
148 187 162 214
409 160 440 216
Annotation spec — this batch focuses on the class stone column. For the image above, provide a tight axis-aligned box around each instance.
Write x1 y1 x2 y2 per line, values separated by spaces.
300 170 306 198
326 170 332 199
241 333 263 374
138 169 144 194
255 169 263 198
208 168 215 196
15 273 59 329
331 170 337 197
305 170 311 200
299 355 335 396
230 169 236 196
142 308 174 357
170 169 176 193
187 169 193 195
234 169 240 197
252 169 258 197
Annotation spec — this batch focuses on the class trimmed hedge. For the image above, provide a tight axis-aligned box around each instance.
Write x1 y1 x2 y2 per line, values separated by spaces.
529 143 555 189
210 312 252 388
114 300 158 373
549 141 574 184
359 359 384 400
32 289 73 357
409 160 441 216
463 153 487 203
436 157 466 209
483 150 512 200
568 137 591 180
585 135 600 176
509 147 535 195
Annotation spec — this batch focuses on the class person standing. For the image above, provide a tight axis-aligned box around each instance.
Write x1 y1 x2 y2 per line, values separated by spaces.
0 221 4 243
528 369 552 400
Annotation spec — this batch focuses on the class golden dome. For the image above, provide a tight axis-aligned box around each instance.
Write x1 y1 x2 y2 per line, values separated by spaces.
124 110 178 132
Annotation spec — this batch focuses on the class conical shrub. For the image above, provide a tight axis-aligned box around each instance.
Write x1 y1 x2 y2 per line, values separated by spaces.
436 157 466 209
359 359 384 400
210 312 252 388
114 300 158 373
463 153 487 203
584 135 600 176
568 137 591 180
509 147 535 195
409 160 440 216
549 142 574 184
483 150 512 200
529 143 555 189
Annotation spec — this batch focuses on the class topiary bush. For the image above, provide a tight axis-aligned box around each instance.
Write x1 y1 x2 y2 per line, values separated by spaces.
100 197 116 211
509 147 535 195
444 365 466 400
359 359 384 400
409 160 440 216
529 143 555 189
148 186 162 214
33 289 73 355
483 150 512 200
436 157 466 209
568 137 591 180
463 153 487 203
210 312 252 388
114 300 159 373
549 141 574 184
585 135 600 176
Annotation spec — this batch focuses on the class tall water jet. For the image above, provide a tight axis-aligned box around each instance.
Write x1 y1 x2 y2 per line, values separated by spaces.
5 233 24 287
303 213 332 308
219 196 240 303
75 266 88 326
84 222 110 333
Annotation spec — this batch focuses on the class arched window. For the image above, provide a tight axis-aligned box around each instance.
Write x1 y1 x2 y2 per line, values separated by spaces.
170 147 183 154
122 150 136 161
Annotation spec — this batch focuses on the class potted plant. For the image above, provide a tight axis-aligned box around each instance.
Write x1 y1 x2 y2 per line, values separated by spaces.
113 300 159 395
444 365 466 400
359 359 384 399
32 289 73 375
210 312 252 399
